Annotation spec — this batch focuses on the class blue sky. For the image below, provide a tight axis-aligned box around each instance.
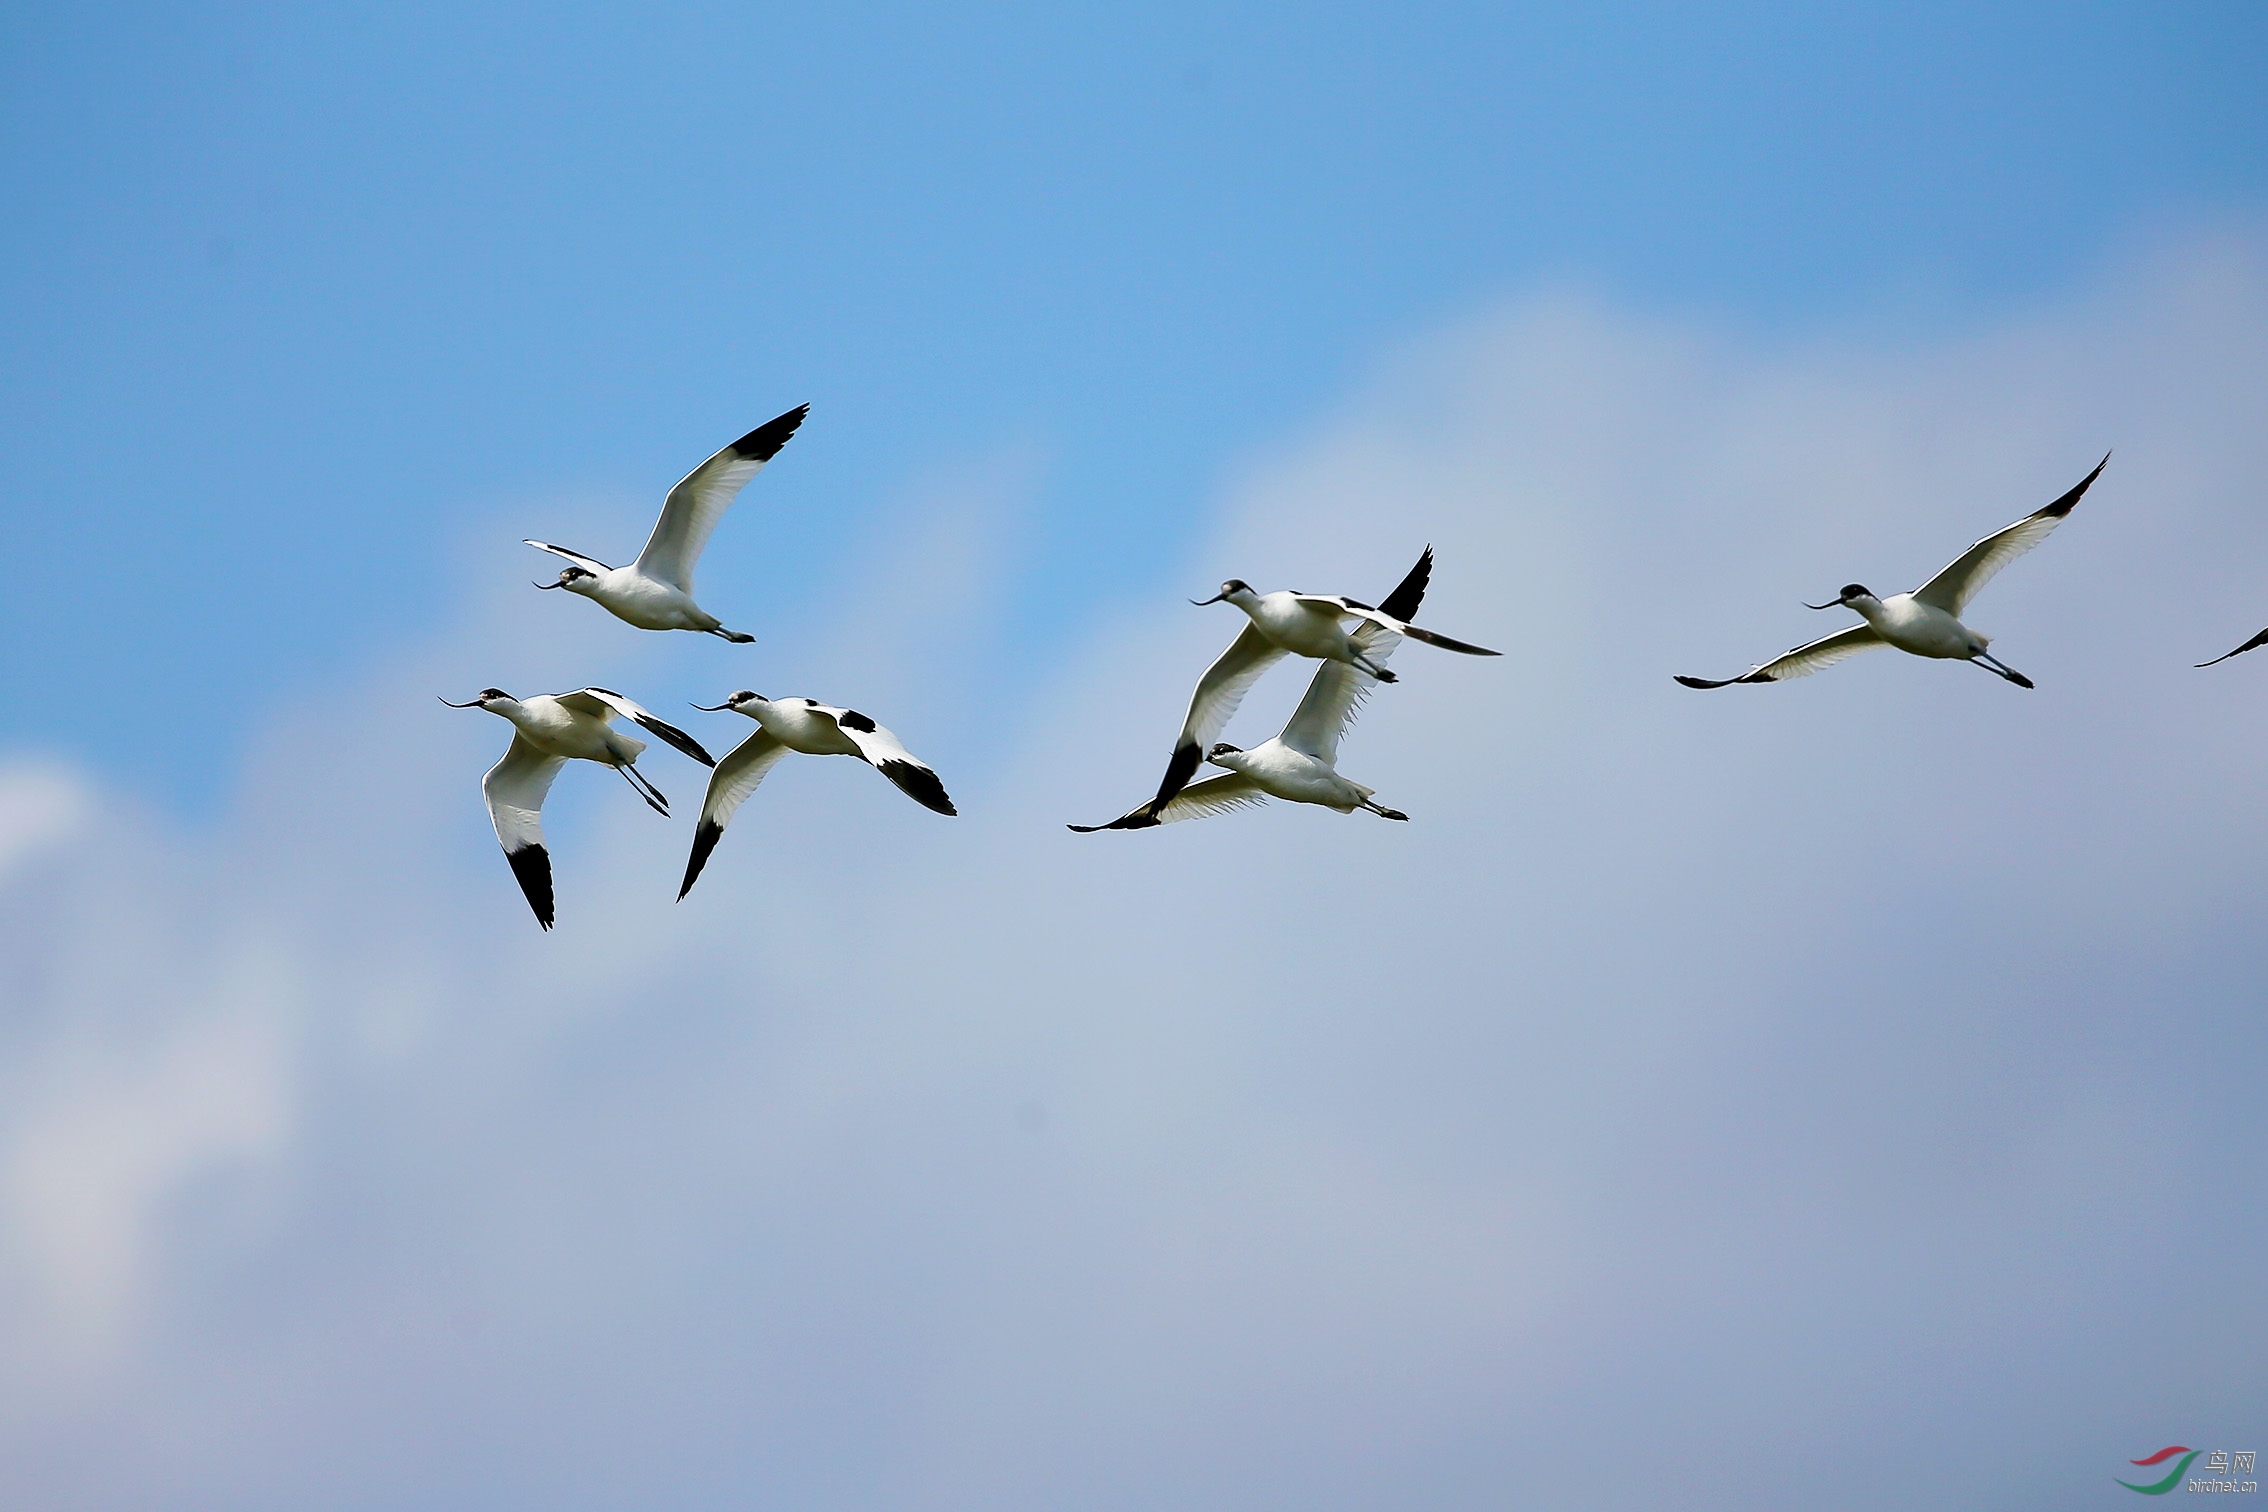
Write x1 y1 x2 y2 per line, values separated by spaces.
3 6 2267 1510
3 1 2263 806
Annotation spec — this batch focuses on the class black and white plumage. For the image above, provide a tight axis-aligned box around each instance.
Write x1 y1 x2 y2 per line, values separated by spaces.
526 405 808 642
1676 454 2108 690
1072 550 1432 831
443 686 716 930
677 693 955 897
1092 546 1493 826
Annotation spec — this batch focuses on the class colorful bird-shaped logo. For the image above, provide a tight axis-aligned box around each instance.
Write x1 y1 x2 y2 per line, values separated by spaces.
2117 1447 2200 1495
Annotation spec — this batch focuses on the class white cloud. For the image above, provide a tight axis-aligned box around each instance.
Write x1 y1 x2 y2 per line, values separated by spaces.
2 236 2265 1509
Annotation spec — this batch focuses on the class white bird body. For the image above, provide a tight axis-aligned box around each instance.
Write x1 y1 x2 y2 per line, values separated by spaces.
550 566 730 636
443 686 716 930
1229 589 1385 668
737 695 874 757
491 690 653 766
527 404 808 642
1676 454 2108 691
1203 580 1500 682
1846 592 1989 660
1203 742 1379 814
677 692 956 897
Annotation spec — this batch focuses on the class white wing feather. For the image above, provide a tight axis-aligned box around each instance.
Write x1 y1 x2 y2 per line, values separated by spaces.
635 406 808 593
1279 625 1401 762
1912 454 2107 614
482 736 565 853
1148 772 1271 825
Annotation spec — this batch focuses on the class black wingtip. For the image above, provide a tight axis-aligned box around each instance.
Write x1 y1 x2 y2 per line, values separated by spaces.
731 404 810 462
505 844 554 930
1148 743 1204 813
1674 672 1768 688
1377 546 1433 624
1068 811 1163 833
2040 451 2111 519
637 715 716 767
880 760 957 816
678 821 723 899
2197 628 2268 668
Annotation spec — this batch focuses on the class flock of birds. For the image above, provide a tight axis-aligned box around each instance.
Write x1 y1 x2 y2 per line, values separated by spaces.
449 414 2268 931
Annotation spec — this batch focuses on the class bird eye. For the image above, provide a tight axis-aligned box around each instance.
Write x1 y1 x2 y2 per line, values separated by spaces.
481 688 508 700
1841 583 1869 599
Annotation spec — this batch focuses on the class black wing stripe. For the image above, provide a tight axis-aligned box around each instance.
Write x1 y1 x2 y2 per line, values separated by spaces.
1400 624 1500 656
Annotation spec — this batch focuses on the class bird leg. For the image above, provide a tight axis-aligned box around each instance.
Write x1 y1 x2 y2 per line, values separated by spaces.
1971 653 2035 689
704 627 756 644
1350 651 1399 683
1361 799 1409 821
616 762 670 815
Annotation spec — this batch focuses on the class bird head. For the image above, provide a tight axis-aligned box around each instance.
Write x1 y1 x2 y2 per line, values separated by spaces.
1804 583 1878 611
1205 742 1245 767
440 688 514 710
1191 578 1254 606
691 690 766 714
535 565 599 593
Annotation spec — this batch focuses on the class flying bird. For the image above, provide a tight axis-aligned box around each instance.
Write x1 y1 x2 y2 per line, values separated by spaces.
525 404 808 641
1675 454 2108 691
443 686 716 930
677 693 955 898
1094 547 1496 826
1073 548 1437 830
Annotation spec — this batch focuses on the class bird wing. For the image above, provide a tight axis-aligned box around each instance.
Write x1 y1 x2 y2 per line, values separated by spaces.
523 540 613 572
1279 551 1433 761
1911 453 2108 615
633 405 809 593
1374 546 1433 624
806 703 957 815
1675 623 1885 688
482 735 566 929
1142 623 1287 807
1068 772 1270 831
1148 772 1272 825
2199 627 2268 668
677 728 791 898
559 688 716 766
1288 592 1501 656
1280 628 1400 761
